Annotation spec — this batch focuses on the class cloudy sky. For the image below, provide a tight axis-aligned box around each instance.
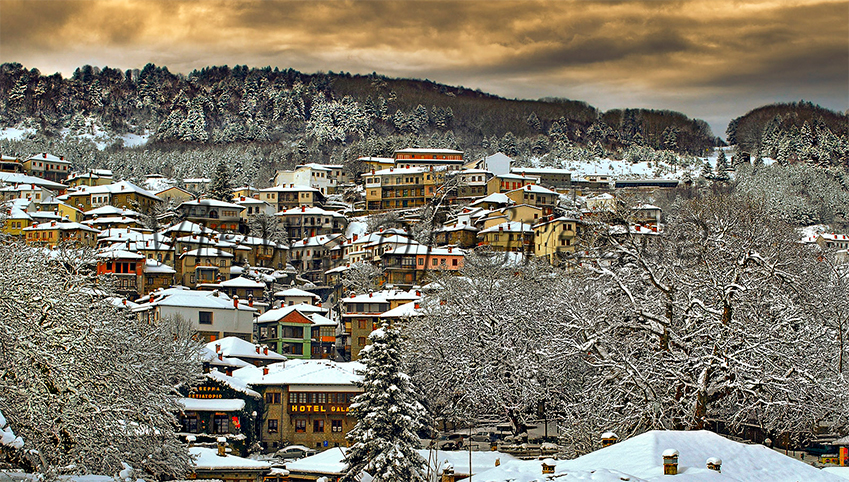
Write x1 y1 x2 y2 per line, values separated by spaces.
1 0 846 137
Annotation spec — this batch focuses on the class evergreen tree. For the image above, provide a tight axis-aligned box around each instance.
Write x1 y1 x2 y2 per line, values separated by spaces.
208 159 233 201
342 325 429 482
716 149 728 171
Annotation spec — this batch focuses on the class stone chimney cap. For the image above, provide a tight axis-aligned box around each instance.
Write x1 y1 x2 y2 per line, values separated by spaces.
706 457 722 465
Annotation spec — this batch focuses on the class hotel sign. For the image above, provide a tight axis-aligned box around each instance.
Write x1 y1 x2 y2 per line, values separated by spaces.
289 404 350 414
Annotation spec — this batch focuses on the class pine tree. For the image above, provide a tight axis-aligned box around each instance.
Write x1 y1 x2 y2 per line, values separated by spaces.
342 325 429 482
208 159 233 201
715 149 728 171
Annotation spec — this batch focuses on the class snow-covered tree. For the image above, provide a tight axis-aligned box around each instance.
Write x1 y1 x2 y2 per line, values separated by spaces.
248 212 288 245
0 241 202 477
406 252 577 435
342 325 430 482
558 193 848 450
341 261 382 295
208 159 233 201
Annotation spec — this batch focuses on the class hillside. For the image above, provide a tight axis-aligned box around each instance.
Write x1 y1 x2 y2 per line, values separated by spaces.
0 62 718 168
726 101 848 167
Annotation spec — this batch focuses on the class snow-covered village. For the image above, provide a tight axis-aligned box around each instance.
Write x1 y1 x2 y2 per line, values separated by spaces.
1 1 848 481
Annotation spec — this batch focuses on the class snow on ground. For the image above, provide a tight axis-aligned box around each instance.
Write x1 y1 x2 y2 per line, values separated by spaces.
346 218 368 238
118 132 150 148
824 467 849 480
0 127 36 141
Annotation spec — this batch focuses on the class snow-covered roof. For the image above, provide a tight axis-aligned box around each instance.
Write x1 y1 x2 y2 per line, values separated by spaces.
256 304 327 323
260 184 320 193
0 172 67 190
290 233 343 248
370 166 427 176
135 289 256 312
511 167 573 175
218 276 266 289
273 287 320 299
383 245 463 256
479 221 533 234
276 206 345 217
470 193 513 206
476 430 840 482
236 359 362 388
85 205 140 217
95 249 145 260
180 198 245 210
177 397 245 412
144 258 177 274
380 301 422 318
285 446 349 475
309 313 337 327
207 337 286 362
71 180 159 199
394 148 463 155
190 447 271 471
204 370 261 398
24 221 99 233
181 247 234 258
507 184 559 195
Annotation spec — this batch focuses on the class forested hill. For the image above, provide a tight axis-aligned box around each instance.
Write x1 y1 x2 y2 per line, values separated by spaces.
726 101 848 166
0 62 718 165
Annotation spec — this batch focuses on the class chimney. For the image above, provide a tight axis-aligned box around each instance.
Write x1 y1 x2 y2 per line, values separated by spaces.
262 366 269 376
541 459 556 474
441 462 455 482
186 435 196 447
255 344 261 354
233 295 239 308
706 457 722 473
248 295 254 307
601 431 618 447
218 353 223 361
416 290 421 297
263 346 268 355
217 437 226 457
414 302 420 309
225 367 233 376
42 153 46 158
662 449 679 475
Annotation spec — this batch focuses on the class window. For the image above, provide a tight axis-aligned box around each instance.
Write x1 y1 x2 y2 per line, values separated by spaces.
317 393 327 403
418 258 424 265
181 415 199 433
357 320 367 329
199 311 213 325
266 392 281 404
358 336 366 346
299 392 307 403
332 419 343 432
213 414 229 434
289 392 298 404
432 259 438 266
268 419 279 433
452 259 458 266
295 419 306 433
314 419 324 433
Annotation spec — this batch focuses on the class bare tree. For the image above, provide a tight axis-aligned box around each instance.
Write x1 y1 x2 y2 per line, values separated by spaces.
0 240 203 478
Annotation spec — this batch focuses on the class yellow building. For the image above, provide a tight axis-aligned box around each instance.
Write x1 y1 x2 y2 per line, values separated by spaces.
63 181 160 213
363 167 443 212
65 169 113 188
22 152 71 182
259 185 324 211
505 184 559 216
533 216 582 265
23 220 99 248
477 221 534 253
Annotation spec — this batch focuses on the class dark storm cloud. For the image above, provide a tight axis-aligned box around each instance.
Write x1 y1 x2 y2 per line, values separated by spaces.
0 0 845 134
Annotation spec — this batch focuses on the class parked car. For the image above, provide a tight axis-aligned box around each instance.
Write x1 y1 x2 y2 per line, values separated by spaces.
275 445 316 460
